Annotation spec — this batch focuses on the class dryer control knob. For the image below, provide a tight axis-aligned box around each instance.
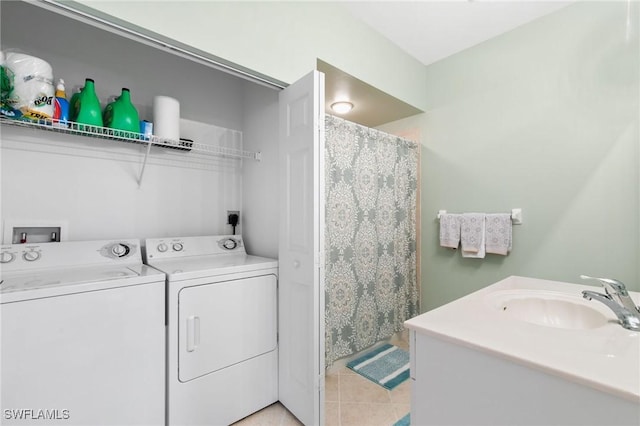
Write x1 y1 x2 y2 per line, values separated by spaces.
23 251 40 262
111 244 129 257
157 243 168 253
222 239 237 250
0 252 15 263
172 243 184 252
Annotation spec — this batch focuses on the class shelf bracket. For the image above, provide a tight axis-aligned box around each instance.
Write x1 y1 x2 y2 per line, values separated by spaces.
138 139 153 188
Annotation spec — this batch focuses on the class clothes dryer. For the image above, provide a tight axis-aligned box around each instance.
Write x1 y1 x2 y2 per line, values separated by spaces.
0 239 165 426
144 235 278 426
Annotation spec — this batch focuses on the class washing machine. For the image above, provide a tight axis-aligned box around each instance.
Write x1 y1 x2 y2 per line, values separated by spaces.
0 239 165 426
144 235 278 426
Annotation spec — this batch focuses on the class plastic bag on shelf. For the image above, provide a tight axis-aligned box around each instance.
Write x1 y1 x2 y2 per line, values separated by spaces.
0 50 23 120
3 49 55 121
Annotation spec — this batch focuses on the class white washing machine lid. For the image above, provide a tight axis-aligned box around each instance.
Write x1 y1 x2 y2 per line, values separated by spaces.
0 264 165 303
146 254 277 281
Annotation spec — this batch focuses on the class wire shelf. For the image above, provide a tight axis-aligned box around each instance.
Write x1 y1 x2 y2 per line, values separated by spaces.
0 117 260 161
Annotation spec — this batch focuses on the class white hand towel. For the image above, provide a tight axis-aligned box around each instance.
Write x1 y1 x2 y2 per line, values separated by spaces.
461 213 486 258
439 213 461 249
485 213 512 255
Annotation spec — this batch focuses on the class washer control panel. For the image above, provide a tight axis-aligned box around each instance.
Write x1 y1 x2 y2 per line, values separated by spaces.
0 239 141 273
145 235 245 260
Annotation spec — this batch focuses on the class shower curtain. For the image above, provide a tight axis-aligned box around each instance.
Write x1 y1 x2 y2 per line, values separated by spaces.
325 114 419 367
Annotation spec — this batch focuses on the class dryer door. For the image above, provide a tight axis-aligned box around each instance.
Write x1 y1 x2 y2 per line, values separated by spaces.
178 274 277 382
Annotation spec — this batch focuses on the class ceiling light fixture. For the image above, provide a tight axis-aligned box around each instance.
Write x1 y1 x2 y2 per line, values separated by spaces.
331 101 354 114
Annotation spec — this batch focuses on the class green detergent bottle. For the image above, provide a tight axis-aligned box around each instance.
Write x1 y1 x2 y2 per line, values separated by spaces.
69 85 83 122
103 88 139 138
74 78 103 131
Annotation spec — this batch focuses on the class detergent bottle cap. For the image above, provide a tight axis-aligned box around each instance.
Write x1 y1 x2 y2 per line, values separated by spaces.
55 78 66 98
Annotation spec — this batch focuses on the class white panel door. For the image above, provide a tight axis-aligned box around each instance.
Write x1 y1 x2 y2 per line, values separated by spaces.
278 70 325 426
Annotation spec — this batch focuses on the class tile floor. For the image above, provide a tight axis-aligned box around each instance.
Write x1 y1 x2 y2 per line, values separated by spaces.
232 403 303 426
324 363 410 426
234 335 410 426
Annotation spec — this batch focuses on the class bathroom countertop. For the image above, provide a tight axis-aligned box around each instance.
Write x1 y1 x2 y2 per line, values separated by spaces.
405 275 640 403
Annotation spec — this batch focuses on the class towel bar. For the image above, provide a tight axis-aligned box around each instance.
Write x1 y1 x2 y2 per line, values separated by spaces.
437 209 523 225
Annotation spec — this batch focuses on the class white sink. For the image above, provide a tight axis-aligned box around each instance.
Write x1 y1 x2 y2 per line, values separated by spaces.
487 290 610 329
405 276 640 408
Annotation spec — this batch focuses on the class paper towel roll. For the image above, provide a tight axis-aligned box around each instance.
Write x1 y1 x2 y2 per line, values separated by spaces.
153 96 180 142
6 52 53 84
6 52 54 119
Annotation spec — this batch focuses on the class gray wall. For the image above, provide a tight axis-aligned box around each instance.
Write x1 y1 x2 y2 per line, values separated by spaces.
380 1 640 311
241 82 280 259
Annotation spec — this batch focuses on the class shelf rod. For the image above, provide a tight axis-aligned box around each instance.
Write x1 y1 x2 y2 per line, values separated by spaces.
0 118 259 160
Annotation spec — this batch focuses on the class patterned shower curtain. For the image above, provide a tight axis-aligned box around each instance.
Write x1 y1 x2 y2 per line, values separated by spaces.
325 114 420 367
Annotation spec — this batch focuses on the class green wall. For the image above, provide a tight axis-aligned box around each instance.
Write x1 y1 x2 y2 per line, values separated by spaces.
66 0 639 311
68 0 427 111
379 1 639 311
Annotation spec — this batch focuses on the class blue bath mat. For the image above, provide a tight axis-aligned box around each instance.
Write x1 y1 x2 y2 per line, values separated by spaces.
394 413 410 426
346 343 410 390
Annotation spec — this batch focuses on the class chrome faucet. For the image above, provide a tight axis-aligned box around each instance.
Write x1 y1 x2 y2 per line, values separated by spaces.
580 275 640 331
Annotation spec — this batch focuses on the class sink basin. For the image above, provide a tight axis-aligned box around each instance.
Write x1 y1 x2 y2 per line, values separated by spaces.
487 290 610 329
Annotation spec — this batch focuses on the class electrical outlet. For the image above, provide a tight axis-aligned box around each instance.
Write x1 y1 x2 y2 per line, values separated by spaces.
227 211 240 224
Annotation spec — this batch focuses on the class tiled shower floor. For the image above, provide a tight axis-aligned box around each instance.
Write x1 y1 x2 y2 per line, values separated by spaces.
234 335 410 426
